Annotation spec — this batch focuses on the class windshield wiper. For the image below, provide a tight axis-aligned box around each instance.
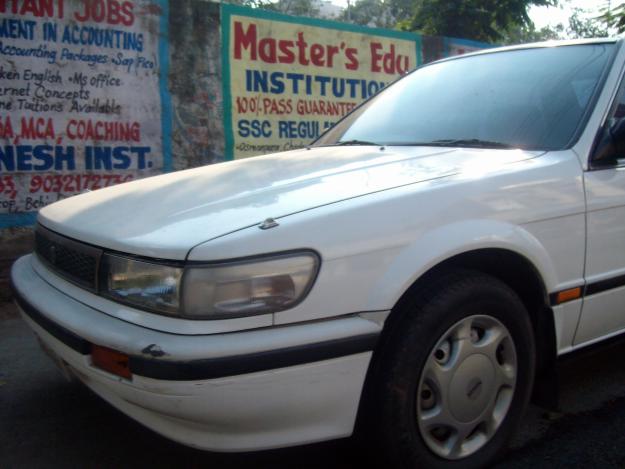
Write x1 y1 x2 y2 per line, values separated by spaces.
334 138 515 148
427 139 516 149
336 139 382 146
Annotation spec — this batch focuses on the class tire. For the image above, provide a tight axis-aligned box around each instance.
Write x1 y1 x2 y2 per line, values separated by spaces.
369 270 535 469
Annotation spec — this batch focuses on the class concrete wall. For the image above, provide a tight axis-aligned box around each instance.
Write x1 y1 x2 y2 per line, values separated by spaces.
169 0 225 169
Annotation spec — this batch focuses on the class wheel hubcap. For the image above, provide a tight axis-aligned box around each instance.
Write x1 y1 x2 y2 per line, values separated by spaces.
449 354 495 422
416 315 517 460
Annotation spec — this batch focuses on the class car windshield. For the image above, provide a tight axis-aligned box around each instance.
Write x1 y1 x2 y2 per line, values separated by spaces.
313 43 615 151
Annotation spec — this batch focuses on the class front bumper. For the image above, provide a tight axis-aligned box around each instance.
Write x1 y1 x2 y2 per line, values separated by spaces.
11 255 381 451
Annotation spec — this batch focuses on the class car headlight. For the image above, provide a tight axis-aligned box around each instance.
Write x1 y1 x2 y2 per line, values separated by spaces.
100 251 320 319
101 254 184 316
183 251 320 318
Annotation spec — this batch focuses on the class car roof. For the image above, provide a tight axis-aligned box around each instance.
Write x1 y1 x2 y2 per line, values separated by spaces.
429 37 620 66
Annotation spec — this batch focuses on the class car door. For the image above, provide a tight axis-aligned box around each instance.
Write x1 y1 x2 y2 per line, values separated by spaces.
576 77 625 345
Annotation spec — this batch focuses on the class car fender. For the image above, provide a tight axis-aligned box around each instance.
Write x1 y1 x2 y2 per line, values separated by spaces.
364 219 558 312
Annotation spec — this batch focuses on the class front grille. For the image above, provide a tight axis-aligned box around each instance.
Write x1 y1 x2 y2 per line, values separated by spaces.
35 225 102 290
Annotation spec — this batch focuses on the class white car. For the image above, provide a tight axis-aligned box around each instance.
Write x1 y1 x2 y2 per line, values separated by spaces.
12 38 625 467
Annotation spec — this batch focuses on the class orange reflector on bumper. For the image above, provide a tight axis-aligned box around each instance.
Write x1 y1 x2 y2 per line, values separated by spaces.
91 344 132 379
555 287 582 305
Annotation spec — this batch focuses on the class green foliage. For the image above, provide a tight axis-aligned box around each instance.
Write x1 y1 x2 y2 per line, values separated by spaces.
567 7 608 38
270 0 321 17
598 1 625 34
228 0 612 43
501 3 610 45
386 0 417 25
339 0 395 28
225 0 320 18
402 0 556 43
501 23 563 45
225 0 276 9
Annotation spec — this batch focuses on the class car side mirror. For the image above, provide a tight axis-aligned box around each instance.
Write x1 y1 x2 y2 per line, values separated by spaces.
592 117 625 167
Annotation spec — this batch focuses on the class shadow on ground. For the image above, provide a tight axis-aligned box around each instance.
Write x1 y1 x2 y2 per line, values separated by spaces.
4 301 625 468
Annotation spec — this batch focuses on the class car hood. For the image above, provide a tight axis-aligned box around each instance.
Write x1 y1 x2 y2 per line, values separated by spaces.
39 146 541 259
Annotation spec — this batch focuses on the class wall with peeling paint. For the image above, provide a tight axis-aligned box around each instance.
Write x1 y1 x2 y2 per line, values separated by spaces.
169 0 225 170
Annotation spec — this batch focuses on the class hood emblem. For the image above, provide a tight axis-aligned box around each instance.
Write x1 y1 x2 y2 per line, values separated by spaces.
259 218 279 230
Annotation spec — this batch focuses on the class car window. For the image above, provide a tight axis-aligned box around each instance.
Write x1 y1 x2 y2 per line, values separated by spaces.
609 77 625 119
314 43 615 151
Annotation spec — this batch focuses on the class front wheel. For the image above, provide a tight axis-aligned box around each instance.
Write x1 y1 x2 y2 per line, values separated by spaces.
370 271 536 468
